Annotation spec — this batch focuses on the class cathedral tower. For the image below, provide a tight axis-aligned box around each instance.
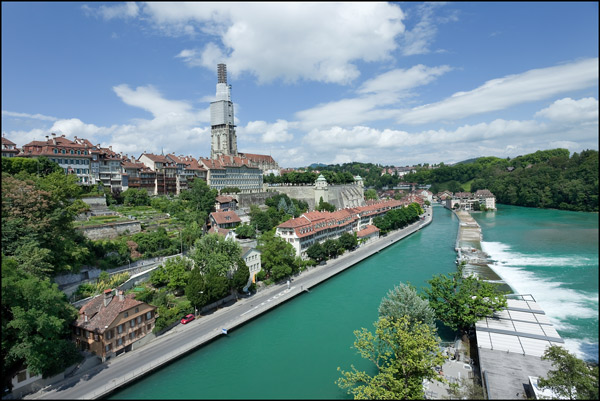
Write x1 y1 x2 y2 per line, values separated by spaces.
210 63 238 159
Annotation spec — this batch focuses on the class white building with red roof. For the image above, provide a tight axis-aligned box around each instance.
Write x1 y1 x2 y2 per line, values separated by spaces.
20 133 93 184
210 210 242 230
276 199 404 257
2 136 20 157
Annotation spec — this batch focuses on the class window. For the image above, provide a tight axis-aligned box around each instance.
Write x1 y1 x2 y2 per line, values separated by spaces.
129 332 135 339
75 327 81 336
106 330 113 340
135 307 139 313
54 149 58 154
94 333 99 341
137 316 142 324
61 149 66 154
70 150 74 154
84 331 89 339
146 311 152 320
105 344 112 353
124 311 128 318
117 337 123 346
130 319 135 328
117 324 123 334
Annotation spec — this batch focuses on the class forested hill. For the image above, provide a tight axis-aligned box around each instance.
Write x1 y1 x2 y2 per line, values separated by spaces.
405 149 598 212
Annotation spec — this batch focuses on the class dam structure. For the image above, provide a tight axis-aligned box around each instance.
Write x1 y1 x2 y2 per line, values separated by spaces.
453 210 565 399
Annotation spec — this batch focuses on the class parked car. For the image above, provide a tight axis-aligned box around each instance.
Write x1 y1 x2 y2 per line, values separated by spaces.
181 314 195 324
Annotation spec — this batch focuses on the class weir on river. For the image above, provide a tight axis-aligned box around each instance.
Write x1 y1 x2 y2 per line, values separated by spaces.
454 209 512 293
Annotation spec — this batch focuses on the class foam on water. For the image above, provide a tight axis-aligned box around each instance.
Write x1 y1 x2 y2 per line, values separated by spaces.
481 241 599 361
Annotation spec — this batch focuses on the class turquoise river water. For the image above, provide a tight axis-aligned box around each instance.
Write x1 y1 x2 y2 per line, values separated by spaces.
111 204 598 399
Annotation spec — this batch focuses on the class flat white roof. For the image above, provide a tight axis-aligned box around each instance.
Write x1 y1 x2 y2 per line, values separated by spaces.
475 295 564 358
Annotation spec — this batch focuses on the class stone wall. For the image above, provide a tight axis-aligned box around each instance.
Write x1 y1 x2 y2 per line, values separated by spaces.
233 191 278 209
270 184 365 210
76 221 141 240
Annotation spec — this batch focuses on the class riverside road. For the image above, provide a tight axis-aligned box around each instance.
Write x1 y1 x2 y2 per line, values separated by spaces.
27 208 432 400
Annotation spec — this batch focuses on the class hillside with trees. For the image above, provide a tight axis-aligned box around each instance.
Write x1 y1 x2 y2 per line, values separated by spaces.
405 149 598 212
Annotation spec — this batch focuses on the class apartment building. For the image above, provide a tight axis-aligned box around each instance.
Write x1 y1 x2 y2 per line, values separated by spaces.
2 136 20 157
276 199 404 257
199 155 263 194
72 289 157 361
20 133 93 184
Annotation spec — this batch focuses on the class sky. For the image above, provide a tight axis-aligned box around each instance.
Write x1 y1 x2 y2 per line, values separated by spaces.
2 2 598 168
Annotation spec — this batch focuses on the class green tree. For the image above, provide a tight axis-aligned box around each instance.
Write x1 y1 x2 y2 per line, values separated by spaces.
378 283 436 331
317 196 336 212
192 233 242 277
364 189 378 201
231 260 250 293
257 230 297 281
336 316 445 400
538 345 599 400
339 232 358 251
180 178 218 220
122 187 150 206
323 238 343 258
185 268 208 312
2 257 81 389
306 242 326 263
235 223 256 239
423 264 507 333
162 256 193 295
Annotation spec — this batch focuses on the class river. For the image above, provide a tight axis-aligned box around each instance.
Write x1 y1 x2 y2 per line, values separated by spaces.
110 204 598 399
473 204 598 363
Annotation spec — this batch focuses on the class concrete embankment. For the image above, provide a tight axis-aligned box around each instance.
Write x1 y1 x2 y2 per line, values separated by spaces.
453 209 513 293
27 208 433 400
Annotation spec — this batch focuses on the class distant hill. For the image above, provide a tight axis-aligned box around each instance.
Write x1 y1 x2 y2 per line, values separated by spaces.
308 163 328 169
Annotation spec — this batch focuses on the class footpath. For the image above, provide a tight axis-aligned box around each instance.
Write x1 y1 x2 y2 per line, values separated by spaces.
25 208 433 400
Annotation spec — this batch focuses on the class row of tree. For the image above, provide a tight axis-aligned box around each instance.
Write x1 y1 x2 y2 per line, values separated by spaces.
372 203 423 235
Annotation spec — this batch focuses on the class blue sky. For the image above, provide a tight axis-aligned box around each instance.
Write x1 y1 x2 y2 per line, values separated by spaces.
2 2 598 168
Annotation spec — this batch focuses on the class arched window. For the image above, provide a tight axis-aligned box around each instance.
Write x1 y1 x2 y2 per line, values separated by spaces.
70 150 74 154
61 149 66 154
53 148 58 154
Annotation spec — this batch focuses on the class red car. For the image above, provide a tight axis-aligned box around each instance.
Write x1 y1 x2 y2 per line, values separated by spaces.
181 314 195 324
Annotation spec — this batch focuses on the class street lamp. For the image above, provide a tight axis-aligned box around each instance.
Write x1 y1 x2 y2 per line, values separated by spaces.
195 291 203 316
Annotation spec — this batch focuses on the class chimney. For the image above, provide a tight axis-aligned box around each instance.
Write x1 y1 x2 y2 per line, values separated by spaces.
74 136 78 140
119 290 124 301
103 288 113 307
84 312 88 322
51 132 56 137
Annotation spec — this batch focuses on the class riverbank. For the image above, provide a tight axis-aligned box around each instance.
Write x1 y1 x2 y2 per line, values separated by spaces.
24 207 433 400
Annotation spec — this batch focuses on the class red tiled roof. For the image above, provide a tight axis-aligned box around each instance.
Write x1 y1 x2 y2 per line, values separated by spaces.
2 137 16 146
75 291 153 334
277 199 403 239
238 153 277 164
215 195 236 203
357 224 380 238
210 210 241 225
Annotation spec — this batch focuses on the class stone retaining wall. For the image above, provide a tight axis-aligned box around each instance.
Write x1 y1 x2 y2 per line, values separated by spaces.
76 221 141 240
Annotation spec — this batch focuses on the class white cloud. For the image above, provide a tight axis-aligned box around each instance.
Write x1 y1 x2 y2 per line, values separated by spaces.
239 120 294 143
397 58 599 124
2 110 58 121
357 64 452 95
296 64 452 129
534 97 598 122
82 2 139 20
399 2 452 56
113 2 407 84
